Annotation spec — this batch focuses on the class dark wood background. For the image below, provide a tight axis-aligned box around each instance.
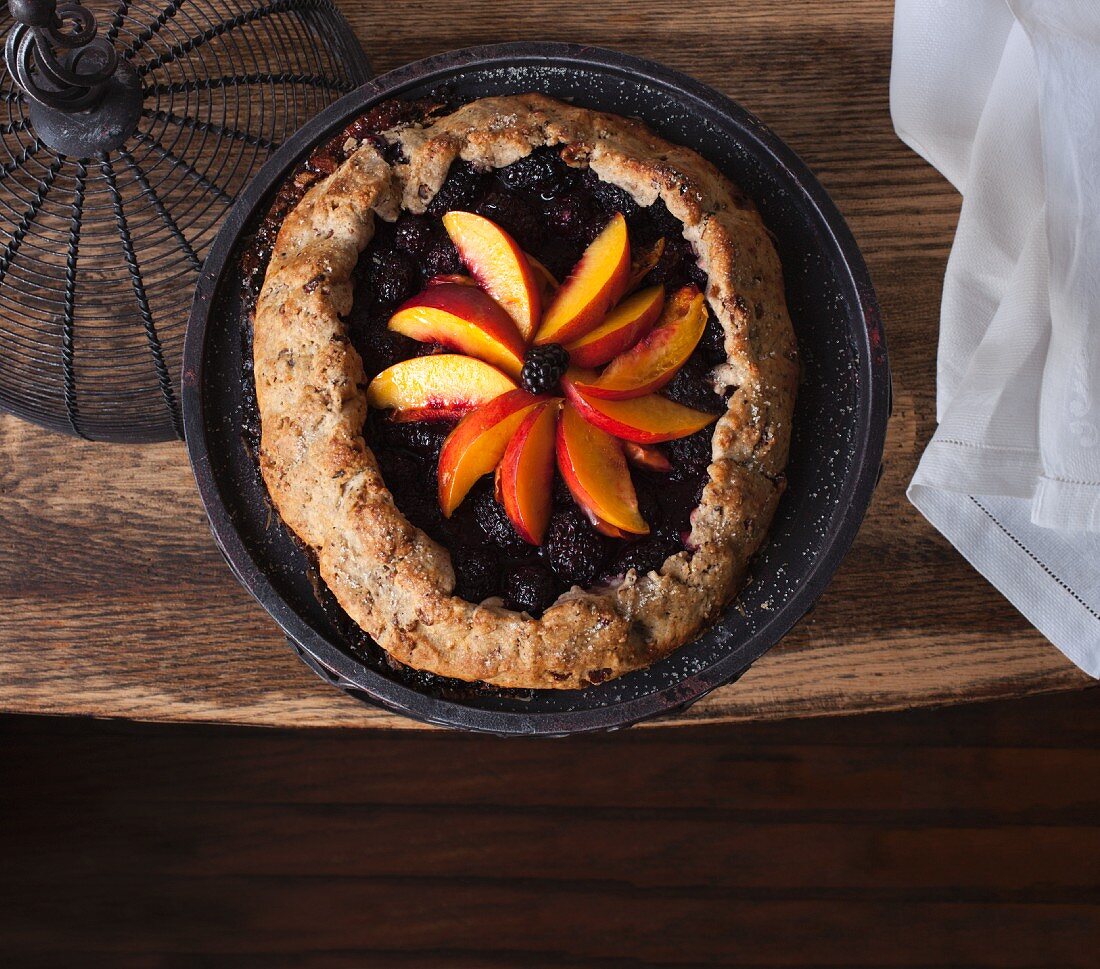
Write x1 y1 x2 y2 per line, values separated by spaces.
0 0 1093 730
3 689 1099 966
3 2 1100 965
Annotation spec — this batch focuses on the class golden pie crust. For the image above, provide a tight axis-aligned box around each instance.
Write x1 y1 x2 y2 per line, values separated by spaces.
252 94 798 689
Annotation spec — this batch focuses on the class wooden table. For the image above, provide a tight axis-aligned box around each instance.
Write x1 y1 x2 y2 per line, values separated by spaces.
0 0 1092 729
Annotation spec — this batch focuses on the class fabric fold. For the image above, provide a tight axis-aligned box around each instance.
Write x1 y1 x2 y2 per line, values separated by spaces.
893 0 1100 676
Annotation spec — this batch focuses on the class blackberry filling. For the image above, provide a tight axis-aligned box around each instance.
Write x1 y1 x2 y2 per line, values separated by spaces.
349 146 726 615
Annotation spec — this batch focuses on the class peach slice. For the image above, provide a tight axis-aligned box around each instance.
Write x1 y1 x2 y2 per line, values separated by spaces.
556 402 648 535
579 286 707 399
366 355 518 422
562 378 717 444
437 390 543 517
626 237 665 293
564 285 665 369
525 252 559 303
624 441 672 472
497 400 560 544
426 273 476 287
579 505 635 539
534 213 630 346
444 211 542 341
389 283 526 378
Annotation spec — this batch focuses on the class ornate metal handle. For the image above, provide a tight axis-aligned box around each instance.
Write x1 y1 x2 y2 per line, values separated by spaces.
5 0 118 111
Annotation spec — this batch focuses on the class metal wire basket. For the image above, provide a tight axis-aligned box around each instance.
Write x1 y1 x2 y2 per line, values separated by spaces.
0 0 370 441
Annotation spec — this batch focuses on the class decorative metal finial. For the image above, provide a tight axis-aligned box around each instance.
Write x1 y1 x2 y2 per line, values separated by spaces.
4 0 118 111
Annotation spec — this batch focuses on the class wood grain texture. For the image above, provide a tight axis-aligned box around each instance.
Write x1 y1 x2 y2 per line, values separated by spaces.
3 691 1099 967
0 0 1093 728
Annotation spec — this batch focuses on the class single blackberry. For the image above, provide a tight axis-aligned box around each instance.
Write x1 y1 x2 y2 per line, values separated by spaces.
498 151 565 194
504 564 559 616
663 360 723 413
665 429 712 481
602 528 681 581
422 238 461 278
521 344 570 395
472 488 525 550
394 215 434 255
426 161 488 216
355 325 417 377
368 250 417 307
545 510 607 587
453 548 499 603
545 190 600 239
440 499 490 552
475 189 541 248
374 419 450 465
587 176 640 222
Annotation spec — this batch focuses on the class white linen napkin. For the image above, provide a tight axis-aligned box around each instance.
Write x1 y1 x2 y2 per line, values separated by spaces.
891 0 1100 677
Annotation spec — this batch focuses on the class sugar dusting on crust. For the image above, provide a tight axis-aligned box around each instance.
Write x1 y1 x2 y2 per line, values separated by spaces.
253 93 798 690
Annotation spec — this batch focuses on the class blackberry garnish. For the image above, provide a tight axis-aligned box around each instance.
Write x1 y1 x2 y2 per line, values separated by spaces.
545 510 607 587
521 344 570 395
505 564 558 616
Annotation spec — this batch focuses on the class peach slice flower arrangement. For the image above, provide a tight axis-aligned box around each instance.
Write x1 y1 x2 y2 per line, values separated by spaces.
366 210 717 545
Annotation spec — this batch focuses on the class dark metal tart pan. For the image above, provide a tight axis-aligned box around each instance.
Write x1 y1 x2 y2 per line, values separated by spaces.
182 42 890 735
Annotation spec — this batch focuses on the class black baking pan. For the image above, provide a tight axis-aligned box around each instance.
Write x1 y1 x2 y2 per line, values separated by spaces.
182 42 890 735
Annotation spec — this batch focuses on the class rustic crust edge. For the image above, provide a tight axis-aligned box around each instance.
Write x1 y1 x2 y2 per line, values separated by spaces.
253 93 798 689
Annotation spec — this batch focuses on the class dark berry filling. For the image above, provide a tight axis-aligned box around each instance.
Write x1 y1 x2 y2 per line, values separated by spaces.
350 145 727 616
240 113 727 619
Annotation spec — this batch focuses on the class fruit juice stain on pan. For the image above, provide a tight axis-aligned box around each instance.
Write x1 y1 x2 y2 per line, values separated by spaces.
183 43 890 735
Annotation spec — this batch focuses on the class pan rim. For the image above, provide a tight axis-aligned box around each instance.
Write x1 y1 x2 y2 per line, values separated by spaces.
182 42 890 735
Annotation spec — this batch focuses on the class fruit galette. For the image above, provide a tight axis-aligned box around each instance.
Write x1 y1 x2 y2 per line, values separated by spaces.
251 93 797 689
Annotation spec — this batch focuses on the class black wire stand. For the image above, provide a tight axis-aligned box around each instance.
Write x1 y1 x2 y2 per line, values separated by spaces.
0 0 370 442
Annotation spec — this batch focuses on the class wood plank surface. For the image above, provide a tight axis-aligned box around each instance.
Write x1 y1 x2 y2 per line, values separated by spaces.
0 0 1093 728
3 690 1099 966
